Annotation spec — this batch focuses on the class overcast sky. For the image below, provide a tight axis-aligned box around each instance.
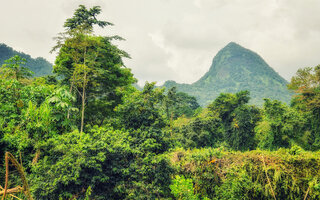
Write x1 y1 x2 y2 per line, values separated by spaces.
1 0 320 85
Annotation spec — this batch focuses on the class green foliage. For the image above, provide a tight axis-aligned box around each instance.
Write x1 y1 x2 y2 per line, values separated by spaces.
0 55 33 80
213 170 256 200
168 148 320 200
116 82 167 130
0 78 53 133
288 65 320 150
170 175 199 200
228 105 261 151
64 5 113 32
0 78 77 171
209 91 261 150
173 91 261 150
256 99 306 150
208 90 250 120
47 86 78 128
164 87 200 120
164 87 179 120
0 79 25 126
174 109 222 148
85 186 92 200
31 125 173 199
31 129 114 199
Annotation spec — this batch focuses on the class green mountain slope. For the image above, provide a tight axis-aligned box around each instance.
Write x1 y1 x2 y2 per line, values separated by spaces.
163 42 292 106
0 43 52 77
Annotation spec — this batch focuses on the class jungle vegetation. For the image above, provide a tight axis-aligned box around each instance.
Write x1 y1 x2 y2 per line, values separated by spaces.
0 5 320 200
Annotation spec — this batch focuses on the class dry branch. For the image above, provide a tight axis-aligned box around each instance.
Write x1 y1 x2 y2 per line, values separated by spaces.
1 152 33 200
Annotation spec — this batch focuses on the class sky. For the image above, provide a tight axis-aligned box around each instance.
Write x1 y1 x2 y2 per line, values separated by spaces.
1 0 320 85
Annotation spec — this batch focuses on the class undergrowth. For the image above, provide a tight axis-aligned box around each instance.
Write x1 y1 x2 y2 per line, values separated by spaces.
167 146 320 199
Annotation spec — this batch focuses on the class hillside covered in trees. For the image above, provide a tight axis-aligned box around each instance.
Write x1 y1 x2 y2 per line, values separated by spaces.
163 42 292 106
0 43 52 77
0 5 320 200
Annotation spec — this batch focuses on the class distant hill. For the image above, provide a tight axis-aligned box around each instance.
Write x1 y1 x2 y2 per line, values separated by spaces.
0 43 52 77
163 42 292 106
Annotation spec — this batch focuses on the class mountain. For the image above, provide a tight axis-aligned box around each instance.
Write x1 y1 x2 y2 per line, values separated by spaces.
0 43 52 77
163 42 292 106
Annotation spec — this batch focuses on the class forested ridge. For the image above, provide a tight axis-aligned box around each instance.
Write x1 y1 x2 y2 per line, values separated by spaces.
0 44 52 77
0 5 320 200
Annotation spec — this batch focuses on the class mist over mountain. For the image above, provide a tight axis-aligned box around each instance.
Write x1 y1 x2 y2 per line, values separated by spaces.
0 43 52 77
163 42 292 106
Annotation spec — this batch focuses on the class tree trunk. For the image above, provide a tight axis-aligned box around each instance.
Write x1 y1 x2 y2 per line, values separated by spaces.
67 82 74 119
80 72 86 133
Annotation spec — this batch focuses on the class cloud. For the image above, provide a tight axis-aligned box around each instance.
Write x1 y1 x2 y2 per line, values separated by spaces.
123 32 177 85
1 0 320 84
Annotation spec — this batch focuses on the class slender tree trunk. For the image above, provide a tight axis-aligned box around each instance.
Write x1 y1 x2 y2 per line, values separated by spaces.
67 82 74 119
80 72 86 133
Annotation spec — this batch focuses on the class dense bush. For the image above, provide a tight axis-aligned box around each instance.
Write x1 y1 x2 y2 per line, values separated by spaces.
167 147 320 200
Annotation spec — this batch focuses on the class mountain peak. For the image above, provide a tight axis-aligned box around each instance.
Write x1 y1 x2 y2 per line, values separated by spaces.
219 42 250 56
162 42 291 106
221 42 247 52
198 42 282 81
225 41 241 47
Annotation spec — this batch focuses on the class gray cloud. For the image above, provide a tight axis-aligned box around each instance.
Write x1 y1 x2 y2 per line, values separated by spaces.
1 0 319 85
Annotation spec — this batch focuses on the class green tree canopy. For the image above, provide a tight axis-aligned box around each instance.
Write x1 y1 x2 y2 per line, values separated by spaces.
116 82 166 130
208 91 260 150
256 99 306 150
53 5 135 131
64 5 113 32
288 65 320 150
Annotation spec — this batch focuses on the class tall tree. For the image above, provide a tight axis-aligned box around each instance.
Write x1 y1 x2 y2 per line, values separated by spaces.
53 5 135 131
